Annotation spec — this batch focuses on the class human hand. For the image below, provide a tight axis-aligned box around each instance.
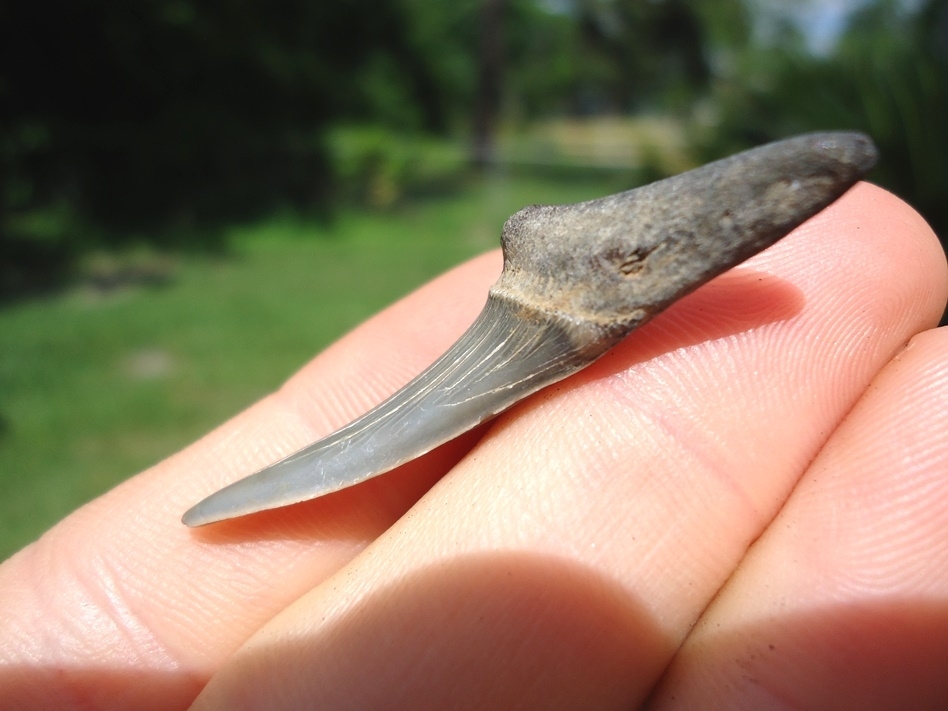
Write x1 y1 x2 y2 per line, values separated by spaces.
1 183 946 710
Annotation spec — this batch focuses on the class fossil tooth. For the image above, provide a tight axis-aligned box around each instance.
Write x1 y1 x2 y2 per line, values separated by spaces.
183 131 877 527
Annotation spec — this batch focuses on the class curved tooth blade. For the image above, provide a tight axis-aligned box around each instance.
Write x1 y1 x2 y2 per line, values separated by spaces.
183 131 878 527
182 296 610 527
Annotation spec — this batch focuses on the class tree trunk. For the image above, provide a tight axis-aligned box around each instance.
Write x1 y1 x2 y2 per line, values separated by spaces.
471 0 504 167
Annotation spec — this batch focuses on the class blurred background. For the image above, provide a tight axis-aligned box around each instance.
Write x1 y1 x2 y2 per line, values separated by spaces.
1 0 946 559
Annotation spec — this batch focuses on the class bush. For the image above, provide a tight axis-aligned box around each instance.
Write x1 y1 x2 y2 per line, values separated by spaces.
326 125 467 209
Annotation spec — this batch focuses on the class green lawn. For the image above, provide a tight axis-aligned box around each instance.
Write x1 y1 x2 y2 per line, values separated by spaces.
0 174 621 560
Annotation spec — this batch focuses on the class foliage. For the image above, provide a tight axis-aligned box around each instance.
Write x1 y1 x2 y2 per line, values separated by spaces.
0 0 477 284
503 0 744 118
326 126 468 208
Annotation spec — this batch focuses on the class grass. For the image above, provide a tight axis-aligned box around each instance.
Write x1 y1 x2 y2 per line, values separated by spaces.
0 173 623 560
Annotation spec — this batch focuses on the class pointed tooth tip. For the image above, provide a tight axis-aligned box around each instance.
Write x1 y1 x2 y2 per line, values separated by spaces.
181 494 247 527
181 492 264 528
181 506 209 528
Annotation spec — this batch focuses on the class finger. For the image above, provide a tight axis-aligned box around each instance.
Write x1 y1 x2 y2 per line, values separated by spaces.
190 184 947 709
648 326 948 711
0 252 502 710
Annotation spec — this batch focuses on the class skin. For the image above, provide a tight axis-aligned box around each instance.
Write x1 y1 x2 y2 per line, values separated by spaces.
0 182 946 710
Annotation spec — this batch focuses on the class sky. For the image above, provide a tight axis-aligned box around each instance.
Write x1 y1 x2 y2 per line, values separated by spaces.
794 0 868 53
537 0 924 56
752 0 923 54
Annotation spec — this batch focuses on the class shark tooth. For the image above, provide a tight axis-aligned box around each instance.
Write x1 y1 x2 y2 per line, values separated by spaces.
183 131 878 527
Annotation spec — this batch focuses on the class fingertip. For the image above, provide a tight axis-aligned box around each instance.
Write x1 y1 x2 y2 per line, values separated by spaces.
841 183 947 305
